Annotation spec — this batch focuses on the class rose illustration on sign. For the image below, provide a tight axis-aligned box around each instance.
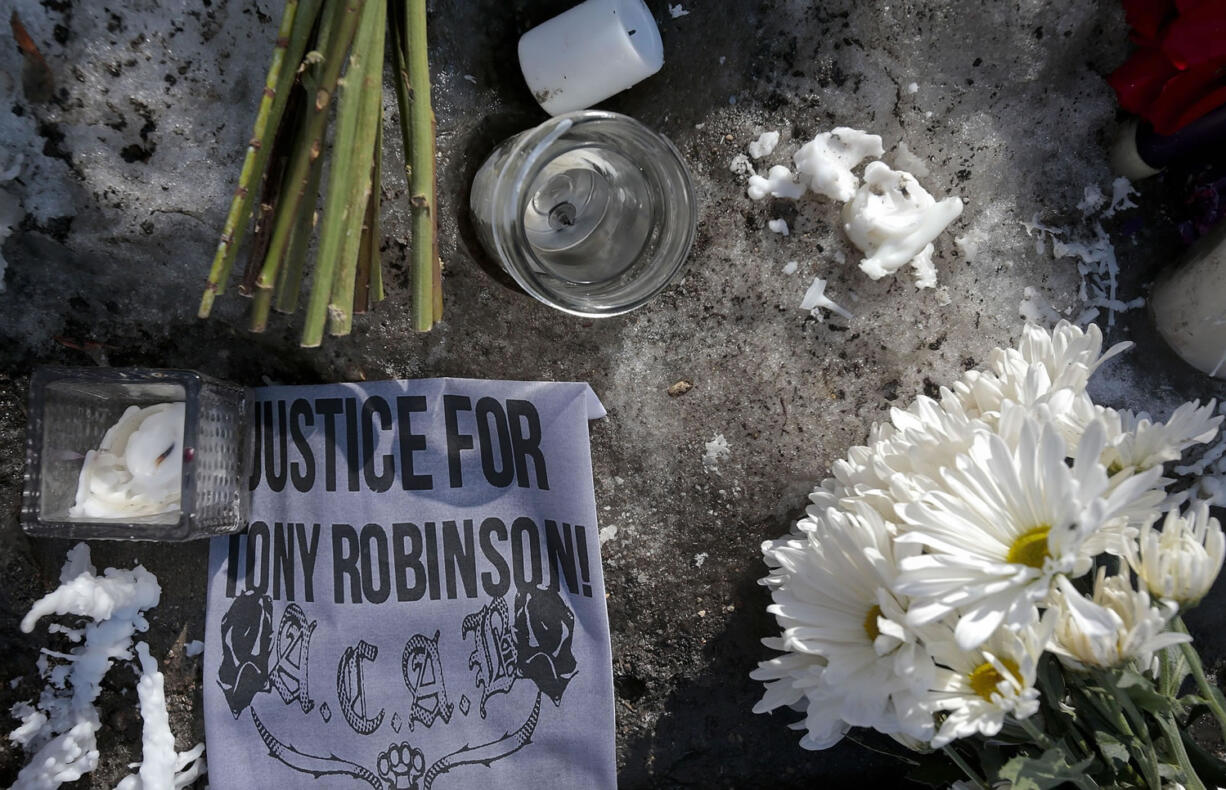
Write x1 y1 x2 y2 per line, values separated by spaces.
513 584 577 705
218 590 274 717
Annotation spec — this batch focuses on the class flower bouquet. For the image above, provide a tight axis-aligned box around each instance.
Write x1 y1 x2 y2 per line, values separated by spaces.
755 322 1226 789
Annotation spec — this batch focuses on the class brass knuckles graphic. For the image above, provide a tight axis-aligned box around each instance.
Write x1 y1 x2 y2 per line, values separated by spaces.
401 630 453 730
337 639 384 735
272 603 317 714
462 597 518 718
377 741 426 790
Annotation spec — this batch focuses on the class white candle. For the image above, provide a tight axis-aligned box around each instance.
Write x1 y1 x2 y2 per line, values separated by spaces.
69 402 186 518
517 0 663 116
1151 225 1226 378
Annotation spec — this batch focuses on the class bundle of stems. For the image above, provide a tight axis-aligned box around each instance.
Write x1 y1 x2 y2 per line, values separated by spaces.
197 0 441 346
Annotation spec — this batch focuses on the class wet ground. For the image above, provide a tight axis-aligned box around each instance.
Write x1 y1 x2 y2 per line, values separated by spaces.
2 0 1226 786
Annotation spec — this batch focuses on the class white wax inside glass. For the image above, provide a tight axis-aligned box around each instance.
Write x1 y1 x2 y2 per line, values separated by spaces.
69 402 186 519
517 0 664 116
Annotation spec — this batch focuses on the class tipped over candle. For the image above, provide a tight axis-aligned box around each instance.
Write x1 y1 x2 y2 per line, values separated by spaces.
70 402 186 519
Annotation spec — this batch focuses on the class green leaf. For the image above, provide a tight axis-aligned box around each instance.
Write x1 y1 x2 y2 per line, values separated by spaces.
1116 669 1174 716
997 747 1098 790
1092 729 1130 774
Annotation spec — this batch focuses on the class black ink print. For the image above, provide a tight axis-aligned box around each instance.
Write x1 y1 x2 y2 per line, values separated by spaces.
378 741 426 790
513 584 577 705
422 692 541 790
251 708 381 788
218 591 275 717
401 631 453 730
462 597 518 717
271 603 317 714
337 639 385 735
420 589 579 788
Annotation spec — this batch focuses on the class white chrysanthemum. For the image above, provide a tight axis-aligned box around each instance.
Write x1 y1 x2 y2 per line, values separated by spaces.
998 321 1131 392
894 415 1163 650
810 396 985 521
753 504 934 748
923 615 1050 748
1101 401 1221 474
1047 570 1189 671
1130 502 1226 606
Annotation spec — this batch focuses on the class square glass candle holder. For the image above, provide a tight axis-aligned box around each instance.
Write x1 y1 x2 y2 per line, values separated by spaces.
22 367 252 541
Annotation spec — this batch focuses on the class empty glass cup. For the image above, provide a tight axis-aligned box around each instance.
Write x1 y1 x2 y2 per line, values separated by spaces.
470 110 697 317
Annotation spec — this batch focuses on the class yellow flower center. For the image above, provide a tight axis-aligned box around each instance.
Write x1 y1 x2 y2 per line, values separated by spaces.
1006 525 1052 569
863 604 882 642
968 658 1021 701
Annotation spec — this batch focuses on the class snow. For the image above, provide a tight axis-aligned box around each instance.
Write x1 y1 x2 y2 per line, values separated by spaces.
892 141 930 178
748 130 781 160
799 277 853 321
782 261 799 275
694 552 709 568
598 525 618 544
668 4 690 18
906 82 919 94
11 544 204 790
702 434 731 471
767 219 790 236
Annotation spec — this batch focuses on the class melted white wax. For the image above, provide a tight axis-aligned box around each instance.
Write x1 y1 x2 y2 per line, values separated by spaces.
793 127 884 201
70 403 185 519
842 161 963 285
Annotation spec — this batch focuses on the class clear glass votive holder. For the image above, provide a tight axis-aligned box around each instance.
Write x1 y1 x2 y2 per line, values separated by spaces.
469 110 697 317
21 366 252 541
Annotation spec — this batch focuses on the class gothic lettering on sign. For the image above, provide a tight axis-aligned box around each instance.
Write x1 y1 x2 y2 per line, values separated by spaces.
462 597 518 717
401 631 454 730
271 604 317 714
337 639 384 735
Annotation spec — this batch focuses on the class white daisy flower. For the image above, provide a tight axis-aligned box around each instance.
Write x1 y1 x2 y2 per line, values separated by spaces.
923 615 1051 748
1130 502 1226 607
1100 401 1220 474
754 504 934 747
999 320 1132 393
1047 570 1189 671
894 415 1162 650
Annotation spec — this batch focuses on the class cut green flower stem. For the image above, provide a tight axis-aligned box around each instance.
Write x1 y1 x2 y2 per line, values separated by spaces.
199 0 439 344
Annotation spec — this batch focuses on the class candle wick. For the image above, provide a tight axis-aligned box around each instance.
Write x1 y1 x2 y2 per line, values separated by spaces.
155 443 176 467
